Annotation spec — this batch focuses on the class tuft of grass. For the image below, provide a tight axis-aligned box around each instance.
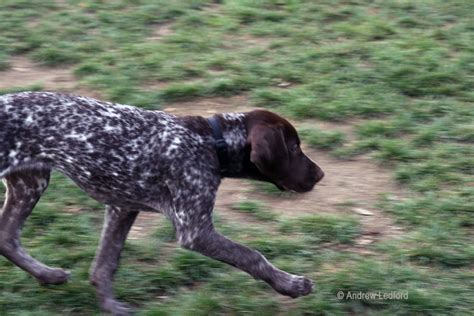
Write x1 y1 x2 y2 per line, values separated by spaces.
247 237 308 260
153 219 176 242
230 200 277 221
374 139 421 163
171 249 225 283
249 180 288 196
279 215 360 245
355 119 411 138
0 52 9 70
31 43 81 66
159 82 206 102
141 272 281 316
0 84 43 95
299 127 346 150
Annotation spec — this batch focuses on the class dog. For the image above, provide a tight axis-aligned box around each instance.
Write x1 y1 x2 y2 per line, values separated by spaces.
0 92 324 315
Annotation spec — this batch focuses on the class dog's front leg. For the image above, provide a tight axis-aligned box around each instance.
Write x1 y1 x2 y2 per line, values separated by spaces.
173 209 313 298
90 205 138 316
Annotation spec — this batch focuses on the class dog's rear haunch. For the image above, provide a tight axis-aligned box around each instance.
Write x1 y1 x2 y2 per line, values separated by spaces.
0 92 324 315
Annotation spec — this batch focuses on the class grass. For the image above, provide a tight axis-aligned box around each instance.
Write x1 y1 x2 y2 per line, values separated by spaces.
0 84 43 95
278 215 360 245
1 0 473 314
249 180 294 197
299 127 346 150
230 200 277 221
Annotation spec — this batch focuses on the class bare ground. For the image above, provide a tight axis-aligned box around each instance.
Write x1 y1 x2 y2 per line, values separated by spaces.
0 56 102 99
0 57 405 251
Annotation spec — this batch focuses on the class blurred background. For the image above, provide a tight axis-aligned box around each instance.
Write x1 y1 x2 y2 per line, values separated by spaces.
0 0 473 315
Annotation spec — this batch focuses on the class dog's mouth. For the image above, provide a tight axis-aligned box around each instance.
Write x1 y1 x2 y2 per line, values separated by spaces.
275 182 288 191
275 182 298 193
276 181 317 193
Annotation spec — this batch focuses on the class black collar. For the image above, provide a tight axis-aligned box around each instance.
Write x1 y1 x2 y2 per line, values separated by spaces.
207 115 229 174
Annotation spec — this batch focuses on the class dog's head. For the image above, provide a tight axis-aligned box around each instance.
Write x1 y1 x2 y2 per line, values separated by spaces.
246 110 324 193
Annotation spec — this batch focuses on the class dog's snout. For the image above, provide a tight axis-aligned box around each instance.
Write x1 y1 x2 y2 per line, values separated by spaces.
297 164 324 192
308 158 324 183
315 169 324 183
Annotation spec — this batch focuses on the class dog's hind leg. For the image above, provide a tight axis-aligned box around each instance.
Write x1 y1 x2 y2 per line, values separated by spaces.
90 205 138 316
0 169 70 285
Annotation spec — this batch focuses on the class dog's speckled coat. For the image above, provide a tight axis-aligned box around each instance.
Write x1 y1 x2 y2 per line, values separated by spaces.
0 92 323 315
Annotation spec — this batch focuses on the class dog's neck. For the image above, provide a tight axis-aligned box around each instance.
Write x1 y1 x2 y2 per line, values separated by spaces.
177 113 251 177
211 113 248 177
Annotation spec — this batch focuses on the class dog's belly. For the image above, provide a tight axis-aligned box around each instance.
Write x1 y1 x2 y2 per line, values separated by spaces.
58 161 173 212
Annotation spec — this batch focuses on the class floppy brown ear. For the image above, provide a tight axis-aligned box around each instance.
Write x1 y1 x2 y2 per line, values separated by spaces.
249 124 288 174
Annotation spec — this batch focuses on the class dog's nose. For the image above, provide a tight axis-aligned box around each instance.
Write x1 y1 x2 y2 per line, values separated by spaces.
315 169 324 183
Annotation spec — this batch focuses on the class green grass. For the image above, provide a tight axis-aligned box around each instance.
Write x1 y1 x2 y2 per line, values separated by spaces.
299 127 346 150
249 180 293 197
230 200 277 221
0 84 43 95
153 219 176 242
279 215 360 245
1 0 474 314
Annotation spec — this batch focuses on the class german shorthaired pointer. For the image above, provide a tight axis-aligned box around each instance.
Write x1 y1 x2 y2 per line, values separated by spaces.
0 92 324 315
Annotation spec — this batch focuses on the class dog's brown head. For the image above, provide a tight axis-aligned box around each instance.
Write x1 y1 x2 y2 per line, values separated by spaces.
246 110 324 193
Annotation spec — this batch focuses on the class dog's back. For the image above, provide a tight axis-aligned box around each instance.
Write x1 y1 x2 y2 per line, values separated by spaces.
0 92 209 207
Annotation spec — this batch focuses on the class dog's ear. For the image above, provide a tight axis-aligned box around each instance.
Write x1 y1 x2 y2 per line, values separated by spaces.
249 124 288 174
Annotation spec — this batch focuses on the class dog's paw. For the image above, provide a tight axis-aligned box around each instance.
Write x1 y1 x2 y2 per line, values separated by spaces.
288 275 314 298
272 273 314 298
102 298 134 316
37 268 71 285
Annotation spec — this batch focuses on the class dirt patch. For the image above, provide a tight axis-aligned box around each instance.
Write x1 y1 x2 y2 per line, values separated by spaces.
129 212 164 241
163 95 252 115
140 80 171 92
221 34 272 51
0 56 102 99
299 118 360 142
148 22 174 41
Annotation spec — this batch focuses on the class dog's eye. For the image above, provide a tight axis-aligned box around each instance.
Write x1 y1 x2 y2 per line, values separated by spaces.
291 144 299 153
